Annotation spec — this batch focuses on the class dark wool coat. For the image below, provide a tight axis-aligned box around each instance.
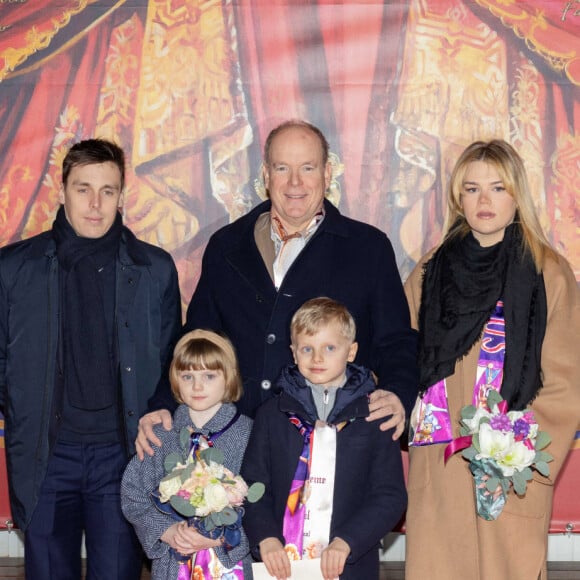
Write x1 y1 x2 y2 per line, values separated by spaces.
0 228 182 529
241 364 407 580
184 199 419 417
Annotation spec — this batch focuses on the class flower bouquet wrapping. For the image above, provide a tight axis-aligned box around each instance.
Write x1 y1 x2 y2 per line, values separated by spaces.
445 389 552 520
152 427 264 558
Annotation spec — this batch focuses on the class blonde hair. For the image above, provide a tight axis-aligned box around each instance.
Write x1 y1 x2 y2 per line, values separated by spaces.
169 329 243 404
291 297 356 343
444 139 556 271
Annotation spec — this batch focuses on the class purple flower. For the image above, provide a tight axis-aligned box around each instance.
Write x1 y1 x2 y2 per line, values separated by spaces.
513 418 531 438
489 414 512 432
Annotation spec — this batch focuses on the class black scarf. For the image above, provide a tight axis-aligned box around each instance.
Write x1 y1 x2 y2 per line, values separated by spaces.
53 206 123 410
417 223 547 410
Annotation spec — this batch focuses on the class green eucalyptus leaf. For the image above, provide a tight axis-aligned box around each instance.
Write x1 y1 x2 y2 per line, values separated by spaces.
486 389 503 408
462 447 477 462
200 447 225 465
472 434 480 453
535 460 550 477
170 495 196 518
519 467 533 481
206 513 221 531
164 452 184 474
180 427 191 451
535 431 552 451
534 451 553 464
180 463 195 483
485 476 499 493
219 507 239 525
461 406 477 420
247 482 265 503
512 472 527 496
459 425 471 437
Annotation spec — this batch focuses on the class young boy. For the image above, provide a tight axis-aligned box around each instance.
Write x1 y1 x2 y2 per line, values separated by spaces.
241 297 407 580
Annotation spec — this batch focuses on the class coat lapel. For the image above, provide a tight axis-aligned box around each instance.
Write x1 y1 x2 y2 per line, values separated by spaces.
223 210 277 301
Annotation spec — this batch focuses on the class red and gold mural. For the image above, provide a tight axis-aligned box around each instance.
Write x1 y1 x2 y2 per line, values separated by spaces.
0 0 579 530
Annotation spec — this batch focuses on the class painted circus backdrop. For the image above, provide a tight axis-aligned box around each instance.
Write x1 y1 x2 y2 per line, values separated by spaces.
0 0 579 541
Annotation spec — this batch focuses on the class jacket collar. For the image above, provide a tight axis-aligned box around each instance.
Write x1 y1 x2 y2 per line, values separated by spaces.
277 363 374 425
222 198 349 297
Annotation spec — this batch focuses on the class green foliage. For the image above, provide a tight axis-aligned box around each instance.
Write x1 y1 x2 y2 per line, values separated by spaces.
485 476 500 493
486 389 503 409
170 494 196 517
200 447 225 465
247 482 265 503
179 427 191 452
180 463 195 483
462 447 478 461
535 461 551 477
535 431 551 451
218 507 239 526
461 405 477 420
164 452 184 474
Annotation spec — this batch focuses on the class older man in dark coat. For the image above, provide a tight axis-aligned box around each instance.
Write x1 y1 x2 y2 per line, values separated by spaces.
137 120 418 457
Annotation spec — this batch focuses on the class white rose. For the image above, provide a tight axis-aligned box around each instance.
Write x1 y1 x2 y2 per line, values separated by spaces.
207 461 225 480
158 475 182 503
203 483 229 514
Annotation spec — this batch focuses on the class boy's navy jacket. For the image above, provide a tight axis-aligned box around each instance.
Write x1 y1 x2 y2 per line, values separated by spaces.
241 363 407 579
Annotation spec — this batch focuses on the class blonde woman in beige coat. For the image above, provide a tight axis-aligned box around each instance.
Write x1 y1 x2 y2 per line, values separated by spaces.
404 140 580 580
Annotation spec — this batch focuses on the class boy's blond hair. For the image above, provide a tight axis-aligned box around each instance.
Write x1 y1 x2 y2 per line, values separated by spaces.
169 329 243 404
291 297 356 343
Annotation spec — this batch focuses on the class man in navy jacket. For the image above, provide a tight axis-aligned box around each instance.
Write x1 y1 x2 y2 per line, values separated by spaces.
137 120 417 457
0 139 182 579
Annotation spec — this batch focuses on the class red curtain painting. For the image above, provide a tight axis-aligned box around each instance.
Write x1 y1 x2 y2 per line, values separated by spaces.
0 0 579 531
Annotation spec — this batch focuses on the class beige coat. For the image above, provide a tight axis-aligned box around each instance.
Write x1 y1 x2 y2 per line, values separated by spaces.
404 250 580 580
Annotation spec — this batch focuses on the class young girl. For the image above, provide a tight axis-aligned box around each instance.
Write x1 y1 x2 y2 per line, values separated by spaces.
121 329 253 579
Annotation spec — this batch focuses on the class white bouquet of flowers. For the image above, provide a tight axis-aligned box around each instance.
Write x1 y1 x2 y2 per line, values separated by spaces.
446 390 552 520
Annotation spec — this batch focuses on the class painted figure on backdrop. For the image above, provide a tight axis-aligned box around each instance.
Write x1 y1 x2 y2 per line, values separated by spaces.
404 140 580 580
135 119 419 459
0 139 182 579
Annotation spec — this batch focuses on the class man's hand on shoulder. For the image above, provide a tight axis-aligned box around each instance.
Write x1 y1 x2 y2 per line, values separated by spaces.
366 390 405 440
135 409 173 460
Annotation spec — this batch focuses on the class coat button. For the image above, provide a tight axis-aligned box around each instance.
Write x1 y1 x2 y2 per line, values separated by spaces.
127 410 135 417
266 333 276 344
261 380 271 390
125 366 132 372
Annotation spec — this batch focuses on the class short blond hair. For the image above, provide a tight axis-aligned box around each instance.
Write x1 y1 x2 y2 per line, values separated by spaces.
444 139 556 271
291 297 356 343
169 329 243 404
